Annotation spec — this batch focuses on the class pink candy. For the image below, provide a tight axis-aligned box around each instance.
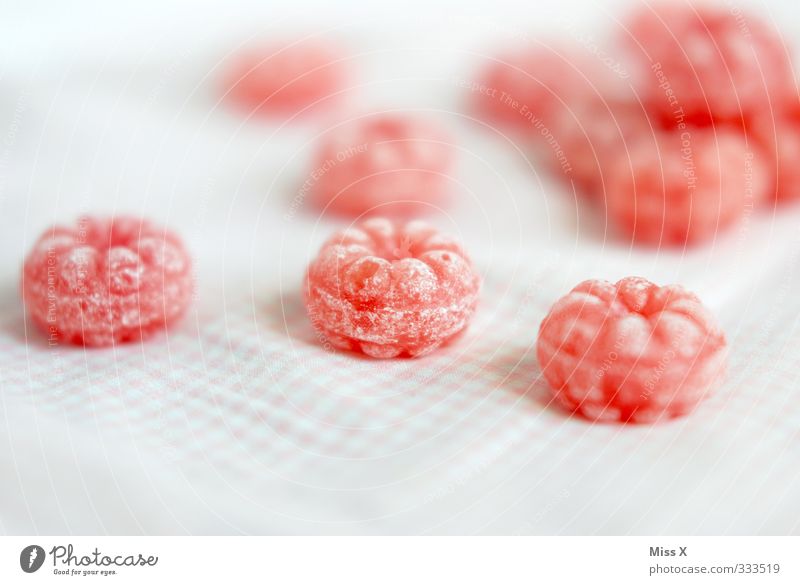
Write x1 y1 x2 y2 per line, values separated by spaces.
309 114 454 217
605 128 769 246
303 218 481 358
22 216 193 347
544 97 656 195
472 46 625 134
224 39 347 116
537 277 727 423
622 3 796 126
747 109 800 204
470 45 659 198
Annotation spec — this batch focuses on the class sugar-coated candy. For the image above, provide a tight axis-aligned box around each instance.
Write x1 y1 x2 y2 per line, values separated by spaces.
303 218 481 358
537 277 727 423
309 114 454 217
622 3 795 126
224 39 346 116
604 127 769 245
22 216 193 347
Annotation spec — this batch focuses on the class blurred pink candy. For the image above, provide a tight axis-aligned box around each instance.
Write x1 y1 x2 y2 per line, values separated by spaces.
309 113 455 217
223 38 348 116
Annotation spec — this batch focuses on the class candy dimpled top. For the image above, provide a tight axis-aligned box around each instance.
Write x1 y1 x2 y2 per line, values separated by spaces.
21 216 193 347
537 277 727 423
303 218 481 358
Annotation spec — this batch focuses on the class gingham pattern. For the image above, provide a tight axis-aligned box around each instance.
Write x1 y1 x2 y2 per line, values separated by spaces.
2 251 800 534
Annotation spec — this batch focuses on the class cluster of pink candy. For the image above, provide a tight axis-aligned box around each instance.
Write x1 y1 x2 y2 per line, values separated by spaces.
22 215 724 423
474 3 800 246
32 2 800 422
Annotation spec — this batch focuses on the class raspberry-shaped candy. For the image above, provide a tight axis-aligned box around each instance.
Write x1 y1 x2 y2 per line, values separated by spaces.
303 218 481 358
764 124 800 204
622 3 795 125
471 45 654 197
22 216 193 347
224 39 347 116
748 112 800 204
537 277 727 423
309 114 454 217
472 45 630 134
471 47 573 131
605 127 769 245
545 96 656 195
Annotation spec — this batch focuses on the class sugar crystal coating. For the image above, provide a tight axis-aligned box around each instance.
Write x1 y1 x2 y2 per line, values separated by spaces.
303 218 481 357
22 216 193 347
537 277 727 423
310 114 454 217
224 40 347 116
